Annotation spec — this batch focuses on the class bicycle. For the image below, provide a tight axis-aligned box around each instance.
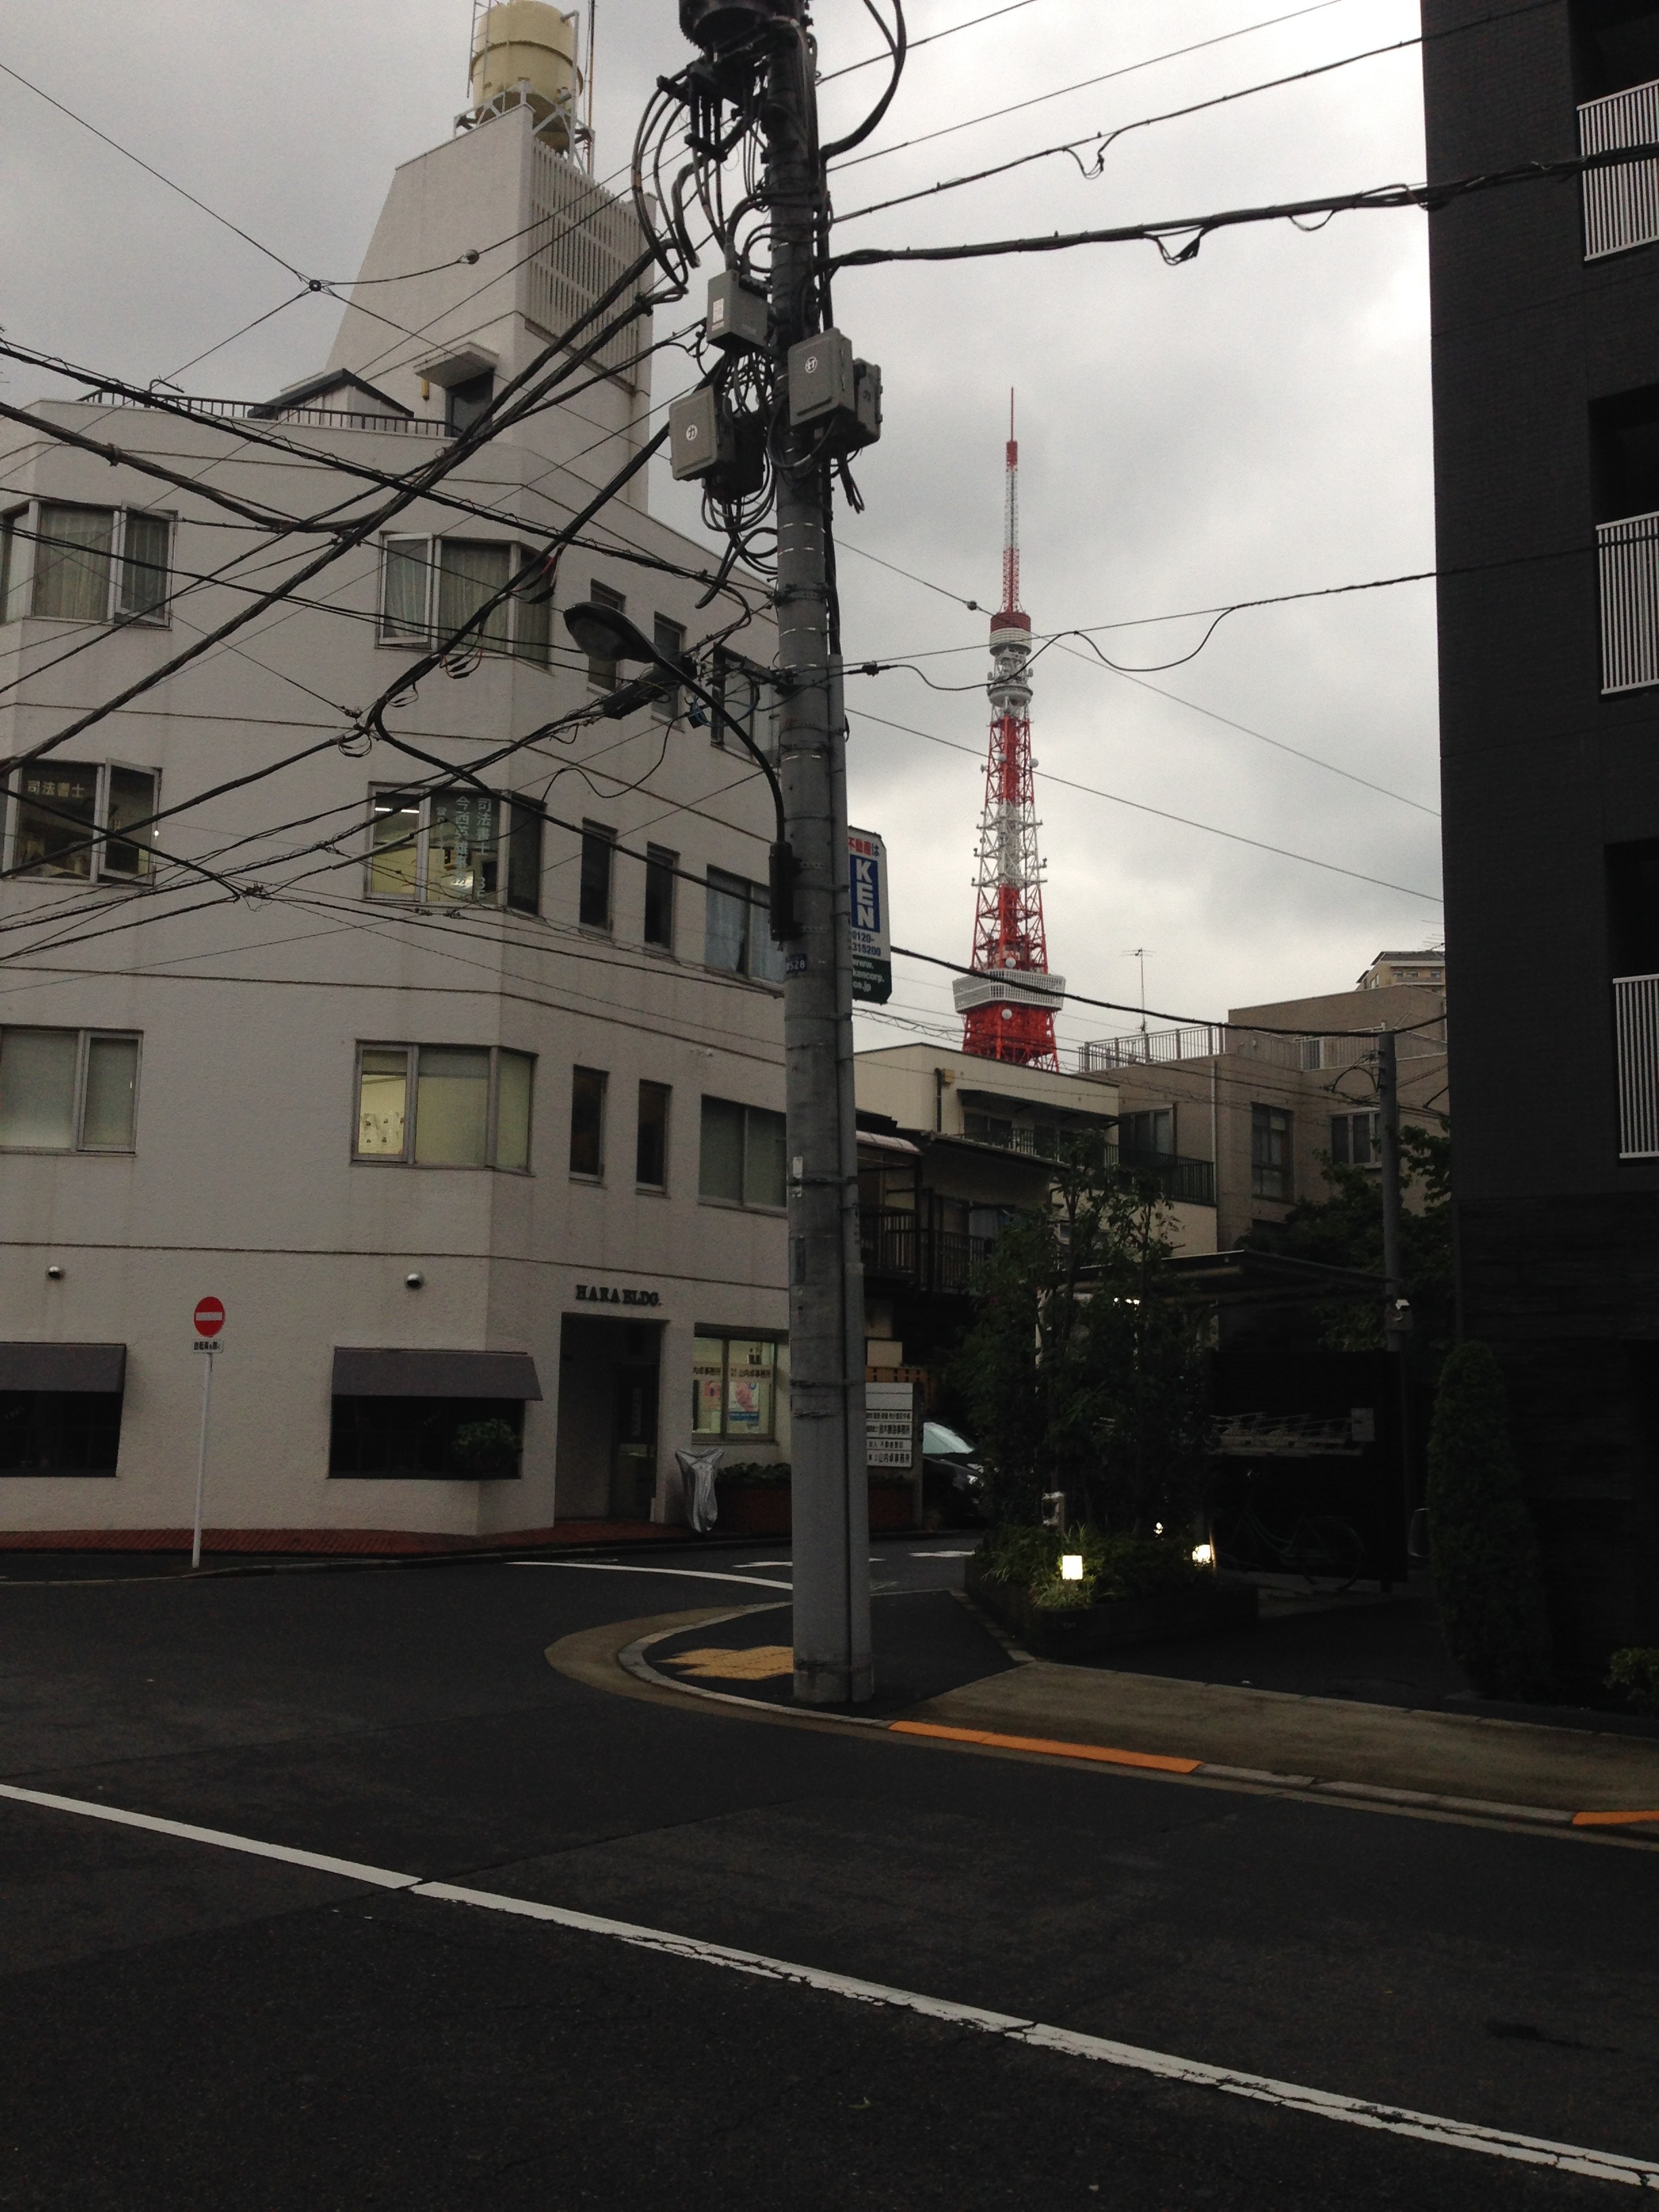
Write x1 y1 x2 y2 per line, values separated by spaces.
1210 1502 1367 1592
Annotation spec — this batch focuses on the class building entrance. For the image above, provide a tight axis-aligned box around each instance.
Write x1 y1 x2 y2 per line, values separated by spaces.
555 1316 663 1522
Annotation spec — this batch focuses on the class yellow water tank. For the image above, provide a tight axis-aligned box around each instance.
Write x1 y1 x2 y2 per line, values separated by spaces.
470 3 581 134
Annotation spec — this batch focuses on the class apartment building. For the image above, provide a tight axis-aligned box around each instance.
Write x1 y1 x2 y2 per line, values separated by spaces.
1424 0 1659 1659
1082 954 1448 1252
0 89 790 1544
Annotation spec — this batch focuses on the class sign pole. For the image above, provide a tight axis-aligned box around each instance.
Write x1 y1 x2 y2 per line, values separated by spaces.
191 1351 213 1572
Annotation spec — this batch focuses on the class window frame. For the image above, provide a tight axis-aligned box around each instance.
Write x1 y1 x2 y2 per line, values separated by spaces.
1329 1109 1380 1168
1250 1103 1293 1202
375 533 551 664
569 1064 608 1181
651 614 687 721
691 1330 782 1443
350 1042 535 1171
578 821 615 932
636 1079 671 1190
363 785 539 914
643 844 678 952
698 1094 788 1211
6 760 160 886
0 1025 142 1155
24 501 173 628
705 866 784 983
585 579 627 689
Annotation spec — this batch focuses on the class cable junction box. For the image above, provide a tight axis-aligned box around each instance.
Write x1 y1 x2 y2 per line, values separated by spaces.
707 272 769 351
670 387 768 495
787 331 881 453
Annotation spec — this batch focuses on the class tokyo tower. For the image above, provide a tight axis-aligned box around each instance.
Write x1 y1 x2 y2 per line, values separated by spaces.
953 399 1065 1067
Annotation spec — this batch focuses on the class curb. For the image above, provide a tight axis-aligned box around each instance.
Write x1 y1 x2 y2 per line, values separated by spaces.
615 1615 1659 1844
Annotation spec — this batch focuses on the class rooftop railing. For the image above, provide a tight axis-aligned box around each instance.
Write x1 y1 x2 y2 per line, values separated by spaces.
86 390 449 438
1580 78 1659 260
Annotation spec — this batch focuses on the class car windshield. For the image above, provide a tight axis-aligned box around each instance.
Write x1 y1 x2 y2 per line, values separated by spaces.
923 1421 973 1456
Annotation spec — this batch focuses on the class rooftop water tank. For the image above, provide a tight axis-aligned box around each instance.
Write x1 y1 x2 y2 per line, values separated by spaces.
469 3 581 144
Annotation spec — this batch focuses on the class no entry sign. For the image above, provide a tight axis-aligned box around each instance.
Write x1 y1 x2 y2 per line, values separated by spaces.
194 1297 225 1339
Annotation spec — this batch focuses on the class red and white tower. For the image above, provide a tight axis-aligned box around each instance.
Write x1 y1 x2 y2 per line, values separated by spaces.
954 400 1065 1067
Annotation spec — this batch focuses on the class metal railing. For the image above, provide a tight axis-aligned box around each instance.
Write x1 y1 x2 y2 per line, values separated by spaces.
87 390 449 438
859 1209 994 1292
1598 512 1659 693
1580 79 1659 260
1078 1025 1221 1070
1614 973 1659 1156
1115 1151 1217 1206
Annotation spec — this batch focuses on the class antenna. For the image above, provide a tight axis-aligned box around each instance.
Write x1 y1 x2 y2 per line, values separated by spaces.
1122 947 1153 1034
1001 386 1020 621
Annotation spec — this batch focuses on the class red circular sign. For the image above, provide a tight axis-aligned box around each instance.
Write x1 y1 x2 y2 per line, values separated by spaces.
194 1297 225 1338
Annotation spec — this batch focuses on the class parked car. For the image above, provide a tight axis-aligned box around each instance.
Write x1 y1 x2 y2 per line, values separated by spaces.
921 1421 986 1528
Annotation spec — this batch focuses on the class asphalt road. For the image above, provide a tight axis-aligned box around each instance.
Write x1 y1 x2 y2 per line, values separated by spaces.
0 1536 1654 2210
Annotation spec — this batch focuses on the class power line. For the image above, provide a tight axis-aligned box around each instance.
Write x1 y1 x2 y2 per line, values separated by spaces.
848 703 1441 899
828 140 1659 275
819 0 1044 83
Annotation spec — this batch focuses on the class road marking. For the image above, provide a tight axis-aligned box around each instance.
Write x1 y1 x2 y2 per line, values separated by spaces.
1574 1809 1659 1828
912 1548 975 1557
0 1783 420 1889
506 1562 794 1592
891 1721 1202 1775
0 1778 1654 2188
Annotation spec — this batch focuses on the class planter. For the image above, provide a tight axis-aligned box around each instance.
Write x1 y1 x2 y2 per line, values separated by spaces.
711 1482 916 1536
965 1554 1257 1660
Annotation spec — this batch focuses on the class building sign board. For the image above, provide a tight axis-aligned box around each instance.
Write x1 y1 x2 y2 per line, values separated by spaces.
848 826 891 1004
574 1284 661 1307
865 1379 915 1467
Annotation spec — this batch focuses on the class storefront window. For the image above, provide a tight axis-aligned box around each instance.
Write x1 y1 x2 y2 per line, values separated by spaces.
692 1334 777 1441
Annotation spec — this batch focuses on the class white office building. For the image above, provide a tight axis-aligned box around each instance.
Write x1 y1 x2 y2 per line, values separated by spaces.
0 45 792 1548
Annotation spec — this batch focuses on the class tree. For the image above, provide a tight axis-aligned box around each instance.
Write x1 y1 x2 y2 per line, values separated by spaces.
1427 1340 1555 1699
1255 1122 1454 1368
950 1143 1210 1532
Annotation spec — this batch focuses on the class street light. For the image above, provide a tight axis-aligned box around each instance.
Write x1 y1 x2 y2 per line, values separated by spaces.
562 599 798 939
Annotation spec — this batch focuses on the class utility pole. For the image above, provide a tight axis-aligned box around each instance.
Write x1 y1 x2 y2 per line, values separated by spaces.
1377 1029 1406 1349
764 8 872 1704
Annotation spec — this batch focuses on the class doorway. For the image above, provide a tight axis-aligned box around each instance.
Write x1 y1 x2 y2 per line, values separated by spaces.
554 1316 663 1521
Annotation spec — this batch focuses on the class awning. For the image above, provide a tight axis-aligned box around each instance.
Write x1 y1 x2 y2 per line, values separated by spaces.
331 1348 543 1401
956 1088 1118 1129
0 1342 126 1393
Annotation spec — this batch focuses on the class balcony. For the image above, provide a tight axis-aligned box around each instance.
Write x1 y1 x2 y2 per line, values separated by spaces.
1580 79 1659 260
1598 513 1659 692
860 1209 994 1292
1116 1151 1218 1206
1614 974 1659 1156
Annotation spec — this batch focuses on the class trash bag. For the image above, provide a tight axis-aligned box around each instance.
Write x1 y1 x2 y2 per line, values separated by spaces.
675 1446 723 1534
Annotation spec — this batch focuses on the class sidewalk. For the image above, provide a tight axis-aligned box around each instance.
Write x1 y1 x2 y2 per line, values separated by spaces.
628 1591 1659 1826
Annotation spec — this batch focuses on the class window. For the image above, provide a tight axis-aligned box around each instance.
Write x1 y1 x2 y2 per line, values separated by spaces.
579 821 615 930
445 370 496 437
1119 1108 1174 1161
637 1080 670 1188
1250 1104 1292 1201
329 1395 523 1477
0 1392 123 1474
1591 386 1659 523
352 1044 533 1170
586 580 627 689
0 1028 140 1152
377 536 550 663
365 786 539 912
705 867 784 982
0 509 19 621
699 1096 787 1208
28 504 171 626
644 844 677 950
570 1065 607 1177
1330 1110 1380 1167
652 615 687 720
1575 0 1659 99
693 1334 779 1441
9 762 159 884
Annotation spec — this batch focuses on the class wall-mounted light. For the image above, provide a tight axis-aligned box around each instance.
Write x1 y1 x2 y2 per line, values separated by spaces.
45 1265 64 1281
405 1272 424 1289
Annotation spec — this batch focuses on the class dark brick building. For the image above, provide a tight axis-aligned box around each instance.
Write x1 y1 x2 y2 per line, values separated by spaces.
1425 0 1659 1668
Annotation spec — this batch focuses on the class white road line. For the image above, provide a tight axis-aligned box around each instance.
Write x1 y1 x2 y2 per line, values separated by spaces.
1 1778 1654 2188
505 1563 793 1592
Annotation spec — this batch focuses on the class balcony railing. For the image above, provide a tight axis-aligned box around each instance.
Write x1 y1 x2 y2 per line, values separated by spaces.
1614 974 1659 1156
1116 1151 1218 1206
859 1209 994 1292
1580 79 1659 260
1598 513 1659 693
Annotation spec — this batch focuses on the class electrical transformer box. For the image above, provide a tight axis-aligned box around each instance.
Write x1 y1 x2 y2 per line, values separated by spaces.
707 272 769 352
670 387 733 480
788 330 858 425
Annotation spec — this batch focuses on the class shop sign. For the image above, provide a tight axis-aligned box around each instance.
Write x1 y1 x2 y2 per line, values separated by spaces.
848 826 892 1004
865 1379 915 1467
574 1284 661 1307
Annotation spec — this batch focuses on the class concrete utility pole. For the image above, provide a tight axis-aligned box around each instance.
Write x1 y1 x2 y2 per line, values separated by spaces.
764 9 872 1704
1377 1029 1408 1353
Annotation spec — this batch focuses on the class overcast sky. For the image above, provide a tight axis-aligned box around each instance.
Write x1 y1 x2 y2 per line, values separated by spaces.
0 0 1438 1053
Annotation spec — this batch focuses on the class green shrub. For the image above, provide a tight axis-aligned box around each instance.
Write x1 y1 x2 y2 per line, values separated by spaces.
976 1523 1209 1610
451 1418 520 1475
717 1461 791 1487
1607 1648 1659 1716
1427 1342 1555 1700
